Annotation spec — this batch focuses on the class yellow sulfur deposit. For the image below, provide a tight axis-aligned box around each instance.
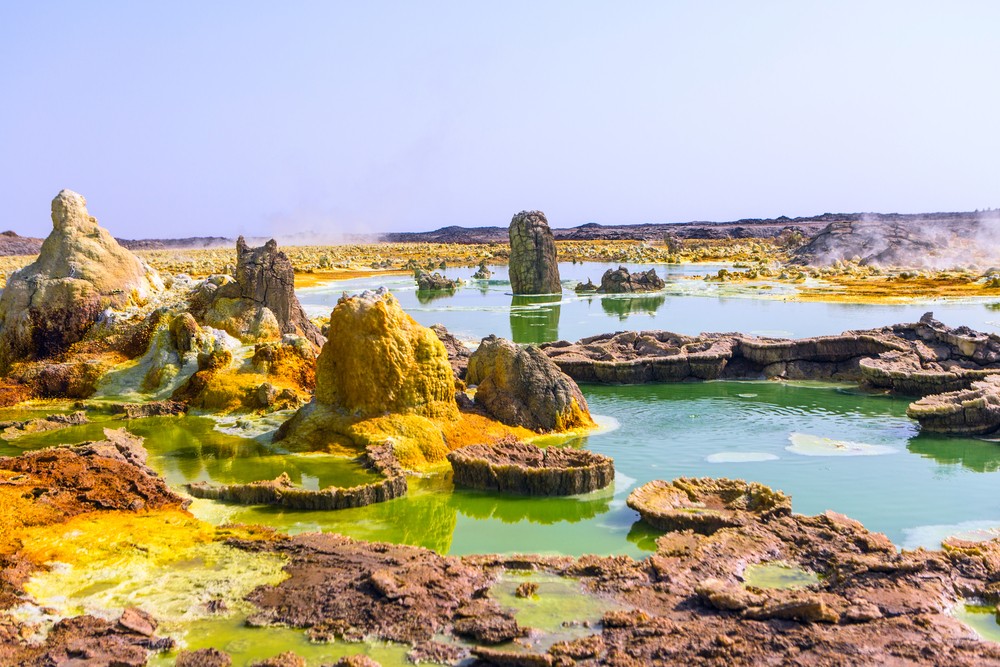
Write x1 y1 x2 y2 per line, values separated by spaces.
19 509 289 623
347 414 451 470
316 290 458 420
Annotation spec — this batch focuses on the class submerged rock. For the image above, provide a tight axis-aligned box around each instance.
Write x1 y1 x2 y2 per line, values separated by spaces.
627 478 792 534
175 648 233 667
597 266 665 293
448 439 614 495
472 261 493 280
0 190 163 372
109 400 188 419
195 238 324 347
466 335 593 432
508 210 561 295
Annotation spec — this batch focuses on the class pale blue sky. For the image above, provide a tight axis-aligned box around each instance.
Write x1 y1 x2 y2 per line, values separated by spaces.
1 2 998 239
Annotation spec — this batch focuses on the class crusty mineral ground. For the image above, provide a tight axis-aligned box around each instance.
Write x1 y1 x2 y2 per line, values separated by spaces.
238 501 1000 666
448 439 614 496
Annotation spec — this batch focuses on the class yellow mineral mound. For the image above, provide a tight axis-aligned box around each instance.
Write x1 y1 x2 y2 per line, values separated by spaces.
277 289 557 471
0 190 163 372
316 288 458 420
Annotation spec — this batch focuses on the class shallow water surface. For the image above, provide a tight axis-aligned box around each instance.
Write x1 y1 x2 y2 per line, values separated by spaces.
298 261 1000 343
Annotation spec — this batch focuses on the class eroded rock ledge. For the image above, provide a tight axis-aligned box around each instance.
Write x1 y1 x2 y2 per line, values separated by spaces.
541 313 1000 436
626 478 791 534
448 439 614 496
186 443 407 510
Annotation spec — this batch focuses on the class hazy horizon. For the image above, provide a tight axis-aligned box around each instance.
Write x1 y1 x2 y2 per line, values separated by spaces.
2 2 998 240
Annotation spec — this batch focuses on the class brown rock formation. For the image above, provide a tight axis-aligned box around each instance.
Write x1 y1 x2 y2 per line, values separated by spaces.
0 190 163 372
508 211 561 295
242 533 519 646
0 410 87 440
906 375 1000 435
195 237 323 347
415 270 457 291
0 428 182 513
430 324 471 380
540 313 1000 395
466 335 592 432
175 648 233 667
0 610 174 666
596 265 665 293
448 439 614 495
627 478 792 534
859 312 1000 395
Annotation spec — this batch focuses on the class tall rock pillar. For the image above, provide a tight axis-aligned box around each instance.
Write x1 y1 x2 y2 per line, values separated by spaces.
508 210 561 295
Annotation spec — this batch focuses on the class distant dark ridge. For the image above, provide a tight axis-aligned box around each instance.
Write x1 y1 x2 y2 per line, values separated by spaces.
0 210 987 256
0 231 43 256
116 236 235 251
380 211 985 244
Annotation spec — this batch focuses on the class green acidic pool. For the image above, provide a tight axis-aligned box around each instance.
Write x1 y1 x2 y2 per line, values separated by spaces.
742 562 821 590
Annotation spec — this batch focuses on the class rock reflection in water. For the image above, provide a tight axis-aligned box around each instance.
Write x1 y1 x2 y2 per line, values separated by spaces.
600 294 667 321
451 485 613 524
907 434 1000 473
414 288 456 304
510 294 562 344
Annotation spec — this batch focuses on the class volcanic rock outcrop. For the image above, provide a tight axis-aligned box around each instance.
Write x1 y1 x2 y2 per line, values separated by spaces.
193 237 323 347
448 439 614 495
596 265 665 293
313 289 456 420
540 313 1000 392
508 210 561 295
0 190 163 373
906 375 1000 435
430 324 471 380
858 313 1000 395
466 335 593 432
415 271 456 291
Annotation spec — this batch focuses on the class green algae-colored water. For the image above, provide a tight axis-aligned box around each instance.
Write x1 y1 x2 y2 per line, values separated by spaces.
146 618 412 667
8 261 1000 661
953 601 1000 642
742 562 821 590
